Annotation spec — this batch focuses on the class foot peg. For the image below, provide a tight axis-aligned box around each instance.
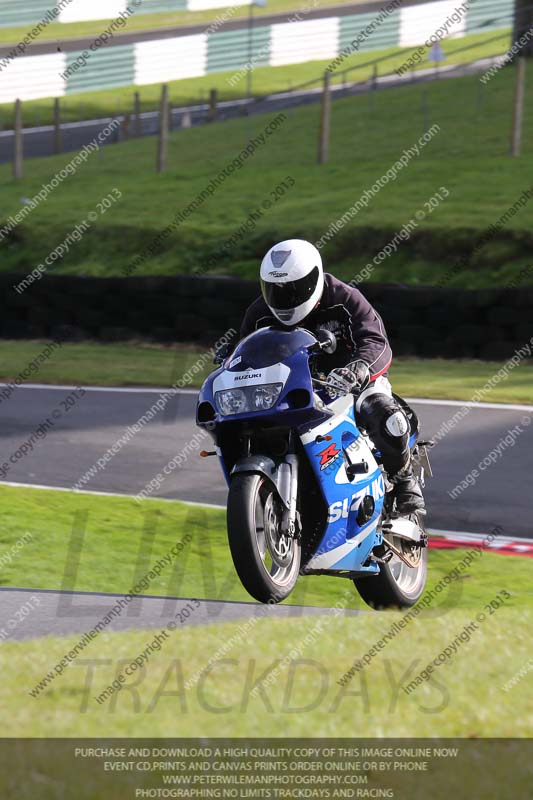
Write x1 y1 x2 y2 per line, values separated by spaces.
382 517 426 544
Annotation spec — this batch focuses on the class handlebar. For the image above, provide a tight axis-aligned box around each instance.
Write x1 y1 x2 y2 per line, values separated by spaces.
312 378 330 389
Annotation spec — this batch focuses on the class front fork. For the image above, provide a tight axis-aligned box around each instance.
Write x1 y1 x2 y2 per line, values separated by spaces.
278 454 299 537
232 432 300 538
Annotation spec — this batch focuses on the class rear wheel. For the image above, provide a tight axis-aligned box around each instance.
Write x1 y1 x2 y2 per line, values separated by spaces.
354 513 428 609
227 473 301 604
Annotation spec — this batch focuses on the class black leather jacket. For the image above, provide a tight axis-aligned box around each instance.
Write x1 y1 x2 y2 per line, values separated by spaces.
240 272 392 379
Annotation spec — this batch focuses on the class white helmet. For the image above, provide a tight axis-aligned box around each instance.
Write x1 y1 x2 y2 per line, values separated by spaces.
260 239 324 326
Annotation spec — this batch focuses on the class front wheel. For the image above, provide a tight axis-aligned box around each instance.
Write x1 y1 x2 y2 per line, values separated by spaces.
353 513 428 609
227 473 301 604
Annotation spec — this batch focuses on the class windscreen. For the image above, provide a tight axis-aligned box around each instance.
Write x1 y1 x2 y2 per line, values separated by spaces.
227 327 316 370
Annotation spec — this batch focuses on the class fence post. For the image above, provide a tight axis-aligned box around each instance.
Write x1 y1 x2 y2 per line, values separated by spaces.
317 70 331 165
53 97 62 154
512 0 533 58
511 57 526 157
157 84 169 173
122 113 130 140
181 110 192 128
208 88 218 123
13 98 23 180
369 64 378 112
134 91 141 137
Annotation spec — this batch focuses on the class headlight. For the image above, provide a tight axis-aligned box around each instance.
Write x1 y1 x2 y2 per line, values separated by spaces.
215 383 283 416
215 388 247 416
251 384 284 410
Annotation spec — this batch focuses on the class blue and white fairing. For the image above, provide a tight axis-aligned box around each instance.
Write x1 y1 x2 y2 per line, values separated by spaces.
197 327 329 428
197 326 385 576
196 327 329 483
299 394 384 573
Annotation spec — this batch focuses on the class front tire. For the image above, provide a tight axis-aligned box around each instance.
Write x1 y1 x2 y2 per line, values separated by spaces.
354 513 428 609
227 473 301 604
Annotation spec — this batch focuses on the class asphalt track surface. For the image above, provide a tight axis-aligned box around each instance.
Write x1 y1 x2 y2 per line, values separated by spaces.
0 384 530 641
0 587 359 642
0 58 497 163
0 384 530 538
0 1 378 56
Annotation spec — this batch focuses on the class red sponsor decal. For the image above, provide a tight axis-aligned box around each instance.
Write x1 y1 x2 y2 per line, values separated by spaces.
317 442 340 469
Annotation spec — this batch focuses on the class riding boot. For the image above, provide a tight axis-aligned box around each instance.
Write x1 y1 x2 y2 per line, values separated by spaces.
390 463 426 515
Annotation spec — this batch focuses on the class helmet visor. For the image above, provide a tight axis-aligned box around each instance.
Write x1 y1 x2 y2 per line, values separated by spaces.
261 266 320 311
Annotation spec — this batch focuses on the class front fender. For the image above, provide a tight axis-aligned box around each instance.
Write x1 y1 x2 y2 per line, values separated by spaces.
231 456 291 510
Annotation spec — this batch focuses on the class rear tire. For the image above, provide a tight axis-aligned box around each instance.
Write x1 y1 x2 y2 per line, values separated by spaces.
227 473 301 604
354 513 428 610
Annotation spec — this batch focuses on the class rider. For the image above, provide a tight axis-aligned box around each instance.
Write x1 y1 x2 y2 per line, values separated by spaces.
239 238 425 515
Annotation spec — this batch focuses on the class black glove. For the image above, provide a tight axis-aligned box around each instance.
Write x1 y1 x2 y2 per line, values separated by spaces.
326 360 370 398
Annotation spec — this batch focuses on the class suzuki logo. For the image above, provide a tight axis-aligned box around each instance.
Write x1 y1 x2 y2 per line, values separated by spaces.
327 478 385 523
234 373 261 381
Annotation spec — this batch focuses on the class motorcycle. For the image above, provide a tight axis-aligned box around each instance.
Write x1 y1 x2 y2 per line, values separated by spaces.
196 325 432 609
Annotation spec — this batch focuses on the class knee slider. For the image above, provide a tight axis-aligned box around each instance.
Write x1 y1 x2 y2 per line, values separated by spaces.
359 394 409 445
384 407 410 440
373 399 409 448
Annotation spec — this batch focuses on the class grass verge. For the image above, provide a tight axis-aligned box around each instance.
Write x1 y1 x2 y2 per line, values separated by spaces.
2 49 532 288
0 487 531 738
2 610 531 737
1 485 532 611
1 340 531 403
